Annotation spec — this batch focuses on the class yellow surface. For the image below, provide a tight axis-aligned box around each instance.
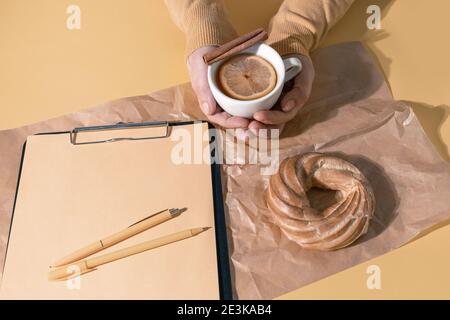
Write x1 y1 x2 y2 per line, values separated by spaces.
1 0 449 299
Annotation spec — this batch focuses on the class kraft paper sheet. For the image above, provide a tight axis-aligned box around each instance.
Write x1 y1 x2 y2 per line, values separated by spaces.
1 42 450 299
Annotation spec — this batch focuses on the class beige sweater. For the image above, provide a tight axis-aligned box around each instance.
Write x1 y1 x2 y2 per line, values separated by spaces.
165 0 354 57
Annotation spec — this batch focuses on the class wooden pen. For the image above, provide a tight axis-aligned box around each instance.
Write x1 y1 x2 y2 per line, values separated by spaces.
48 227 209 281
52 208 186 267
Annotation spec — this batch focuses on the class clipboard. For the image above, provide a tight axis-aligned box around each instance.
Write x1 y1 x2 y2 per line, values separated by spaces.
0 121 232 300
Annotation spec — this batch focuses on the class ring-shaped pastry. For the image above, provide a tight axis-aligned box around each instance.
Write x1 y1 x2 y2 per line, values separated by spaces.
266 153 375 250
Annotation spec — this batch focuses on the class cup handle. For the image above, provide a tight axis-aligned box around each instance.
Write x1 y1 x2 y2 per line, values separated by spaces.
283 56 302 83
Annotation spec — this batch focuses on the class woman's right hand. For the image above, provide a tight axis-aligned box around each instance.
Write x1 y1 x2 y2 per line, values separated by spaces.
187 46 250 129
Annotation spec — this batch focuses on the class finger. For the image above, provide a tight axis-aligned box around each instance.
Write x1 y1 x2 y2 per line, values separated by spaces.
281 86 310 112
187 49 217 116
248 120 278 132
248 120 285 137
208 112 249 129
281 56 314 112
252 107 299 125
190 74 217 116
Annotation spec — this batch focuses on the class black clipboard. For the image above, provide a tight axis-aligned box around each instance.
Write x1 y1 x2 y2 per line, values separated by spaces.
6 120 232 300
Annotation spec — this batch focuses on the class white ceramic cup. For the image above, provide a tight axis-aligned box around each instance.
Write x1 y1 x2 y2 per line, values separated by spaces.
207 43 302 119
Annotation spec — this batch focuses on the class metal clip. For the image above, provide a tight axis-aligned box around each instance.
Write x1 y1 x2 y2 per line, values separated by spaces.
69 121 170 145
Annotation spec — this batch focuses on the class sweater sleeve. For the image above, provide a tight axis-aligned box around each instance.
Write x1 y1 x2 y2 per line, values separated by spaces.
164 0 237 56
267 0 355 57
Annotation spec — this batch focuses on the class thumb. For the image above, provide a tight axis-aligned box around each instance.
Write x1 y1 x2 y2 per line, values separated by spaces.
281 56 314 113
193 78 217 116
187 46 218 116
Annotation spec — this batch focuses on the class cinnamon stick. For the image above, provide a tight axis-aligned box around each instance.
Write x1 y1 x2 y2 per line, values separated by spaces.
203 28 268 65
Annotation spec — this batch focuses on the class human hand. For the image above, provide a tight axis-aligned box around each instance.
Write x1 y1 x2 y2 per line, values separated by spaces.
187 46 249 129
248 54 315 134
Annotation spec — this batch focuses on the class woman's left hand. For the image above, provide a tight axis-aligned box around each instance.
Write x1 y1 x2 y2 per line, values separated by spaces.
248 54 315 134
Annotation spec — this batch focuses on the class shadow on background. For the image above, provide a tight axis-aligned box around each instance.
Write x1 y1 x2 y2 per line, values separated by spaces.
226 0 395 81
329 152 399 245
406 97 450 242
225 0 450 240
322 0 395 81
226 0 450 164
405 101 450 163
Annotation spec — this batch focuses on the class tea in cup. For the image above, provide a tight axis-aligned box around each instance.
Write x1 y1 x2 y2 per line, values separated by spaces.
207 43 302 118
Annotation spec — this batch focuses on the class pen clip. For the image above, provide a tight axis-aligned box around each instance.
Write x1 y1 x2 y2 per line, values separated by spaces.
127 208 187 228
128 209 168 228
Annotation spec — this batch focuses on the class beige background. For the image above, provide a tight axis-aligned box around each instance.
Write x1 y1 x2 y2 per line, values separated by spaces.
1 0 449 299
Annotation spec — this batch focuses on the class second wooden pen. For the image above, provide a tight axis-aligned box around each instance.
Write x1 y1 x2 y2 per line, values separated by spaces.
51 208 185 267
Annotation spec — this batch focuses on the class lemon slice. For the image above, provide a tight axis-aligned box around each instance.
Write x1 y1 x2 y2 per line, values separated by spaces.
218 54 277 100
